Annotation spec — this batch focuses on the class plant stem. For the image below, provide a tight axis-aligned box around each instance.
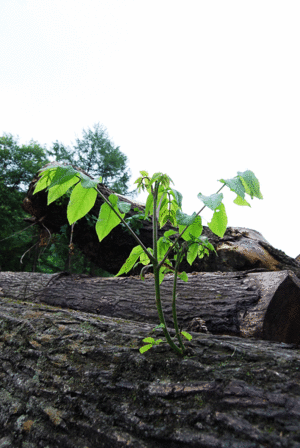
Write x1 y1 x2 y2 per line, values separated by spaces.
172 251 185 351
95 186 155 263
153 264 183 355
152 182 183 355
152 182 159 262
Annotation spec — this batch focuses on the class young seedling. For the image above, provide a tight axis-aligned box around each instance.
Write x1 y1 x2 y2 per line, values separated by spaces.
33 165 263 355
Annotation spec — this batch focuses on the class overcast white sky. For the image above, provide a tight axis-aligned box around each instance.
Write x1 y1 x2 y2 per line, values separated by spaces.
1 0 300 258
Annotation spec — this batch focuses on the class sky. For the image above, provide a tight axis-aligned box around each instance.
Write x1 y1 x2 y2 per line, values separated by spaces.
1 0 300 258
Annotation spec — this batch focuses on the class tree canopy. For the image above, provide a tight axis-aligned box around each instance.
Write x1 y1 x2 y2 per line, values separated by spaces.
48 123 133 196
0 134 48 191
0 134 49 271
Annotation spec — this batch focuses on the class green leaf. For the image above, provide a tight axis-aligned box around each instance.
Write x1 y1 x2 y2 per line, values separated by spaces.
176 210 197 226
158 265 171 284
117 199 131 214
158 197 168 222
33 168 57 194
178 271 188 282
181 331 192 341
148 172 163 188
179 216 203 242
47 166 79 189
171 189 183 208
79 172 102 189
139 336 163 353
157 236 172 262
164 229 178 239
145 337 163 345
115 245 144 276
218 176 246 199
146 173 173 193
198 246 209 259
158 268 166 285
67 182 98 224
140 251 150 266
143 337 155 344
197 192 223 211
159 208 176 228
208 202 227 237
204 241 217 254
237 170 263 200
158 194 168 211
144 193 153 217
219 170 263 203
139 344 152 354
152 323 165 331
196 238 217 260
96 194 124 242
47 176 79 205
186 242 199 265
134 171 150 192
151 172 167 185
233 195 251 207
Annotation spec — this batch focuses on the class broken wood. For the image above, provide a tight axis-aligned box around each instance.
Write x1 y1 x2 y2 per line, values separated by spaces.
21 164 300 276
1 269 300 345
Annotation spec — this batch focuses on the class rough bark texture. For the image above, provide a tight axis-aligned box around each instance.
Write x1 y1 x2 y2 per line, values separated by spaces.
1 269 300 345
1 295 300 448
21 164 300 277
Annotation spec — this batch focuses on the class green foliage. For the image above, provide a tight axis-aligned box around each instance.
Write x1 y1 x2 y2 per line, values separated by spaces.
0 134 49 271
140 337 163 353
96 194 125 242
181 331 193 341
67 183 98 224
0 133 49 190
34 165 263 355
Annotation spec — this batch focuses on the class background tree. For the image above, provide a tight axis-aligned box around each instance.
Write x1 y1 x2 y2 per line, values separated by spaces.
42 123 135 275
48 123 134 196
0 134 49 271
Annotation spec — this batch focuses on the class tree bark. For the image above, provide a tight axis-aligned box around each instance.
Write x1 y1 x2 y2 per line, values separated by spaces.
1 294 300 448
1 269 300 345
21 164 300 277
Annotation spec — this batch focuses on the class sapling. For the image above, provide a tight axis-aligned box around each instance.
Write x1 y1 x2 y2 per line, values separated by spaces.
33 166 263 355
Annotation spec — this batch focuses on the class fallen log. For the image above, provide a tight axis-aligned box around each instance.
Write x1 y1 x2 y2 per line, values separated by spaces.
1 295 300 447
1 269 300 345
21 164 300 277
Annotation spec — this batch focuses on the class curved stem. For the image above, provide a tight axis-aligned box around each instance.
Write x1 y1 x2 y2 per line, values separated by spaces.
172 251 185 351
153 264 183 355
